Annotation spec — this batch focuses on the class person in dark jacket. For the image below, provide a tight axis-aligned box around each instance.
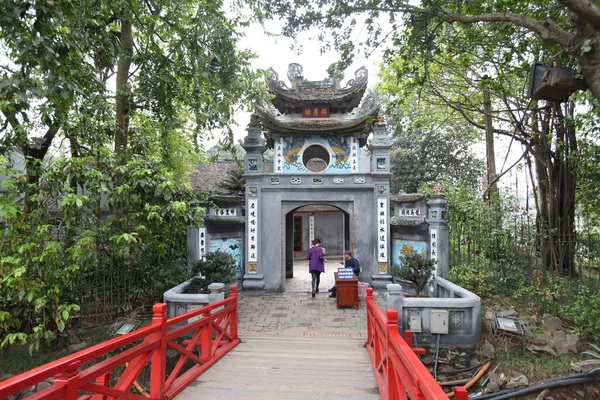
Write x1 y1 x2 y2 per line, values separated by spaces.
329 250 360 298
307 238 325 298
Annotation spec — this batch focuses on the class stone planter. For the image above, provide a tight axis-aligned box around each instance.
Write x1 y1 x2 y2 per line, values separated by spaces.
391 277 430 297
163 280 226 318
387 277 481 346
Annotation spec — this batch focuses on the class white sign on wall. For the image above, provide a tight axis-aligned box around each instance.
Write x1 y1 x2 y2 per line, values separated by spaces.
309 215 315 244
377 197 388 263
400 208 421 217
350 137 359 173
199 227 206 259
275 137 283 173
214 208 237 216
430 228 438 276
248 198 258 262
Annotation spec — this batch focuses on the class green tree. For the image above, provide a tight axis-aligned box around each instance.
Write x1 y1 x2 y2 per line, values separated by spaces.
1 0 268 182
0 0 268 349
391 252 436 296
244 0 600 105
218 168 246 196
383 101 483 193
244 0 598 276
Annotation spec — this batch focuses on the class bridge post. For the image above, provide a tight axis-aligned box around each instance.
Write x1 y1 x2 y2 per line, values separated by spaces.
202 309 213 363
364 288 374 348
93 372 110 400
453 386 469 400
404 329 413 348
386 309 400 400
150 303 167 398
54 360 80 399
230 285 239 340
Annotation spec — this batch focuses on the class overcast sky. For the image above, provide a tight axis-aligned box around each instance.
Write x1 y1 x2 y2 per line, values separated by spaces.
206 16 383 147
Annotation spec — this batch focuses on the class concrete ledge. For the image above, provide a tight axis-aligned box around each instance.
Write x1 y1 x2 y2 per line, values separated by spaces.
163 280 225 318
387 277 481 346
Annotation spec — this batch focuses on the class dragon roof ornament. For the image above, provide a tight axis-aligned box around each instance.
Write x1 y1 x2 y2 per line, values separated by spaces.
350 89 380 116
265 63 369 95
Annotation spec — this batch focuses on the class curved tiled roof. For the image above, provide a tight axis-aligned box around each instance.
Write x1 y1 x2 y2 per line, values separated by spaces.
391 194 425 202
265 64 368 113
205 217 245 225
390 217 426 227
295 205 343 213
190 161 239 194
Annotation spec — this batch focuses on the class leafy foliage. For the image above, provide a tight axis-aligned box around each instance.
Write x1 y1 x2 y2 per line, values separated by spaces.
242 0 600 104
0 0 267 351
0 152 203 351
447 264 495 298
189 251 236 292
391 252 436 296
218 168 246 195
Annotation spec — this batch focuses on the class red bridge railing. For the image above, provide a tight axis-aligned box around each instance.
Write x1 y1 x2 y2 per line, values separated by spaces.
0 286 240 400
365 288 468 400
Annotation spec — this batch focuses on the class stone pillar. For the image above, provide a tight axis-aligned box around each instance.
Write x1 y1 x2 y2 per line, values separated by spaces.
386 283 404 316
186 218 206 274
370 123 393 291
208 283 226 303
240 118 266 290
186 226 199 274
427 188 449 278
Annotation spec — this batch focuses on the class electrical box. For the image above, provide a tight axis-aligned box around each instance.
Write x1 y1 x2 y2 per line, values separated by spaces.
430 310 449 334
409 315 422 333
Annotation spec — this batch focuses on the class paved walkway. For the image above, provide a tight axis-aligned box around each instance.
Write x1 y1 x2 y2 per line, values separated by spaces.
177 260 387 399
238 260 387 337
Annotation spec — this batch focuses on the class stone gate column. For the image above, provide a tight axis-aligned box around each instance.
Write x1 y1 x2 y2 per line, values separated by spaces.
427 186 449 278
240 119 266 290
370 122 393 291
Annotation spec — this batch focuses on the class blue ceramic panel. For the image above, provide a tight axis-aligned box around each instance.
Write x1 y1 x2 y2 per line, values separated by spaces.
392 239 427 266
210 237 243 278
278 136 357 174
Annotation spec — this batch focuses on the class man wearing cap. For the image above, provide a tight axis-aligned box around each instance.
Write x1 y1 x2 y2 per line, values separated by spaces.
328 250 360 298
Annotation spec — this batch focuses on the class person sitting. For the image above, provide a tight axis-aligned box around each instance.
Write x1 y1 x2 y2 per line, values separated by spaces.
328 250 360 298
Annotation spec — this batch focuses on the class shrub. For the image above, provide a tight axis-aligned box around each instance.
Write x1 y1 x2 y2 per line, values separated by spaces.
447 264 495 297
391 252 436 296
189 251 236 292
565 283 600 341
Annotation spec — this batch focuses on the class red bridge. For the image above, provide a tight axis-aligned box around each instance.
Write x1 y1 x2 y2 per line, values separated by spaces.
0 287 467 399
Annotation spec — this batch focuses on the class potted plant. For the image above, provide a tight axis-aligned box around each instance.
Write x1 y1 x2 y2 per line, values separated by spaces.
163 251 236 317
390 252 436 297
188 251 236 293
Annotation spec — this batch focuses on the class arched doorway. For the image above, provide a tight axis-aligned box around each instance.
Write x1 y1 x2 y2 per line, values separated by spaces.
284 204 350 292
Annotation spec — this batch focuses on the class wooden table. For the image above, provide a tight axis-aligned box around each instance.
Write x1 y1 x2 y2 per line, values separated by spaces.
334 272 358 309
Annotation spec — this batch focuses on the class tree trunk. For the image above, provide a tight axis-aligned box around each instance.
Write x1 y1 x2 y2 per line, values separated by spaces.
532 104 577 277
483 85 499 204
572 16 600 107
115 9 133 151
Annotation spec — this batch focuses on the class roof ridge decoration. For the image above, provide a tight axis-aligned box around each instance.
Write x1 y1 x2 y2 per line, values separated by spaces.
265 67 290 90
265 63 368 95
344 66 368 89
350 88 380 117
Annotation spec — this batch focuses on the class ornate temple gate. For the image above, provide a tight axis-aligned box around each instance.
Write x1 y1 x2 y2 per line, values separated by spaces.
240 63 394 292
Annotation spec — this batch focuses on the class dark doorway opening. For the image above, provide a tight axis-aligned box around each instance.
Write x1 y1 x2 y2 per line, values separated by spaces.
293 216 303 252
284 205 349 290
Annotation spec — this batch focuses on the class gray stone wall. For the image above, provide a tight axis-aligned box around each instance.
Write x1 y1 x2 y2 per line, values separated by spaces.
315 212 345 255
255 180 377 291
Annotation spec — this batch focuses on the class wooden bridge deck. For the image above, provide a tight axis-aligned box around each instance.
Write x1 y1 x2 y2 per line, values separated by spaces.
176 334 380 399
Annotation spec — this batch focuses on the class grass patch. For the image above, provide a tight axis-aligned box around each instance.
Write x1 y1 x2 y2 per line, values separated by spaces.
495 346 585 382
